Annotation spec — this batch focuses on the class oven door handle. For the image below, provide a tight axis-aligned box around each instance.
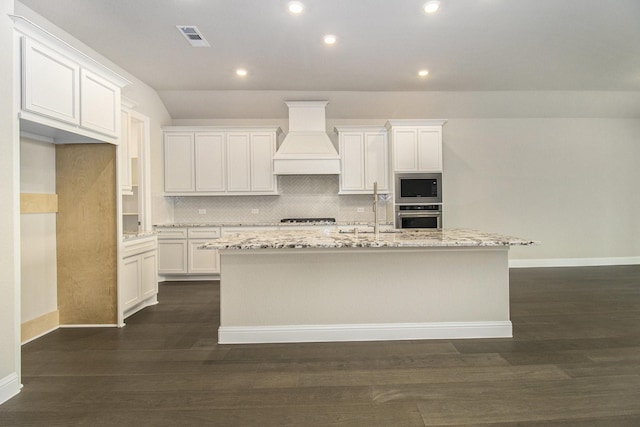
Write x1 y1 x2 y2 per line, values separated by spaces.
397 212 441 218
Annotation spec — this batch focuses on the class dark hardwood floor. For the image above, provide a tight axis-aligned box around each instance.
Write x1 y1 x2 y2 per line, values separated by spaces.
2 265 640 426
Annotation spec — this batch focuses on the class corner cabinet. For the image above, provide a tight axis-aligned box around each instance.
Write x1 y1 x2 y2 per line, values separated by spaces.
163 127 281 195
385 120 446 173
13 15 130 144
121 236 158 319
335 126 389 194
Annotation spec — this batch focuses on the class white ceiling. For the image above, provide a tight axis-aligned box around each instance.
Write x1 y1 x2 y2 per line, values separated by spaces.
16 0 640 118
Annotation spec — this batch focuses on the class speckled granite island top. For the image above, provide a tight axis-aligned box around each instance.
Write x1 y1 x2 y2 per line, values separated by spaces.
201 228 538 250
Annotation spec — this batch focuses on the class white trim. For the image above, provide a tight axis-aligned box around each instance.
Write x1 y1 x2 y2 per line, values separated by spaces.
218 321 512 344
510 256 640 268
0 373 21 405
58 324 119 328
160 274 219 282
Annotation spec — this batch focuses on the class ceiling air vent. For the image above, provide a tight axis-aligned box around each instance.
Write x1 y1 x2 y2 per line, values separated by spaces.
176 25 210 47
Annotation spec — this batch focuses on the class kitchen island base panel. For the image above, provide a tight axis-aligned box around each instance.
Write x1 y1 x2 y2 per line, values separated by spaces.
219 321 512 344
219 246 511 343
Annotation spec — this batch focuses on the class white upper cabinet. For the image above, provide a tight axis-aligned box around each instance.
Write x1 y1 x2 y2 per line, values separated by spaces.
195 133 225 192
21 37 80 126
13 15 130 144
119 108 132 194
163 127 281 195
164 133 195 192
417 128 443 172
226 132 251 192
79 68 120 137
250 132 277 193
386 120 446 173
336 126 389 194
120 104 152 234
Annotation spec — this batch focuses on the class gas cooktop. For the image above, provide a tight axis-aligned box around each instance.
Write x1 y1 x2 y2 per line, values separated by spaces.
280 218 336 224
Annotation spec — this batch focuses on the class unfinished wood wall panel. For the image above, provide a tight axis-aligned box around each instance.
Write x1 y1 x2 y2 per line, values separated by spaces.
21 309 59 343
56 143 118 325
20 193 58 213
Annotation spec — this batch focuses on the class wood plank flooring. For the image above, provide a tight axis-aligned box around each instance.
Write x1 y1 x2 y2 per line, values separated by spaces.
2 265 640 426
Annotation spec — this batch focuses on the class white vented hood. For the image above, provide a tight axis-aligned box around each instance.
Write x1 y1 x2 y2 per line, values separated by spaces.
273 101 340 175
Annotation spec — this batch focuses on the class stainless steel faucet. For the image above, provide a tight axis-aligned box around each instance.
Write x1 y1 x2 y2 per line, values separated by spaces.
373 181 379 238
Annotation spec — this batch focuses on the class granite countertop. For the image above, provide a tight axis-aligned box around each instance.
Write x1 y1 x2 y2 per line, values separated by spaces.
200 228 538 250
154 221 392 228
123 231 157 242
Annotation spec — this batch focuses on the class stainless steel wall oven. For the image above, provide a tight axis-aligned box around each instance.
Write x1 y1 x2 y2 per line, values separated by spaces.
395 204 442 229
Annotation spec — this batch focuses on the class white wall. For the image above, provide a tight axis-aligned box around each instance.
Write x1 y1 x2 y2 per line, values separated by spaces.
20 138 57 323
0 0 21 405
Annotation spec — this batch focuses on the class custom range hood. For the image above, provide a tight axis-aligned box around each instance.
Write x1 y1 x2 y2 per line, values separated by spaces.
273 101 340 175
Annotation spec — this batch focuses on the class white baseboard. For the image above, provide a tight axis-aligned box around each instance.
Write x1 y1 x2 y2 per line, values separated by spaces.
0 373 20 406
58 324 119 328
159 275 219 282
218 321 513 344
510 256 640 268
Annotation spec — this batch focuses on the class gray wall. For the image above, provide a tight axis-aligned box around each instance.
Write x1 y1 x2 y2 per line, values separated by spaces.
443 118 640 261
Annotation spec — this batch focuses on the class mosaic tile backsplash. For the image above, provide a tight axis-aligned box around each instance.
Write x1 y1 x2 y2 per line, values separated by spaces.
172 175 389 224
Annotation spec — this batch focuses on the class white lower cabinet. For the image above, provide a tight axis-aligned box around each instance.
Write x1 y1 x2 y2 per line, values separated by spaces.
121 236 158 319
188 240 219 274
158 239 188 274
157 227 220 278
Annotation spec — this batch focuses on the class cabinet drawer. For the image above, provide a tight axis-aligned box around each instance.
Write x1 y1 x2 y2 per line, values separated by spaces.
122 236 157 258
156 227 188 239
188 227 221 239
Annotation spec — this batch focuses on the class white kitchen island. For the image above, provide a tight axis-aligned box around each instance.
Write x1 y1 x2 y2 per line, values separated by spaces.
202 229 536 344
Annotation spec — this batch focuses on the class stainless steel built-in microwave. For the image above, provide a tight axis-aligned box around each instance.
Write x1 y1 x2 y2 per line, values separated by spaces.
395 173 442 204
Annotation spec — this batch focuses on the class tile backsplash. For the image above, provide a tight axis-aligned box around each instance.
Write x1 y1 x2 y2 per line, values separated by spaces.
172 175 389 224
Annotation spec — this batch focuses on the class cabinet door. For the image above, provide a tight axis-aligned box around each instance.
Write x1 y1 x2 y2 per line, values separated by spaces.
164 133 195 192
119 109 132 193
195 132 225 192
157 240 188 274
22 37 80 125
417 127 443 172
188 240 220 274
122 255 141 310
393 128 418 172
140 251 158 299
364 132 388 191
226 132 251 192
340 133 365 191
250 133 276 192
80 69 120 137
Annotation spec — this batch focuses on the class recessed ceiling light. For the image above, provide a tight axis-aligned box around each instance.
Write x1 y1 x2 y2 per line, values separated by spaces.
236 69 248 77
423 1 441 14
288 1 304 14
418 69 429 77
323 34 337 45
